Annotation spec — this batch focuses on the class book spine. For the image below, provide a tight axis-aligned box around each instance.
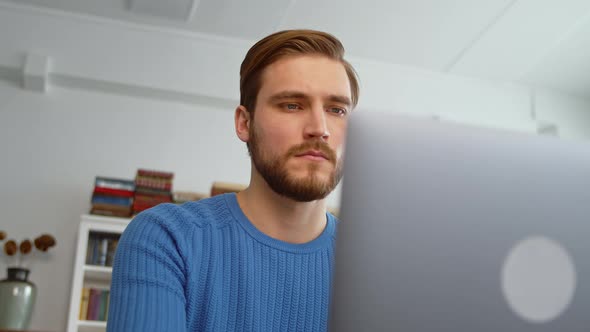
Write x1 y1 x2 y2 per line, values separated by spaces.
79 287 90 320
86 288 97 320
134 195 173 204
91 238 99 265
91 203 133 213
135 176 173 190
132 201 162 213
104 291 110 321
85 238 95 265
137 169 174 179
91 195 133 207
95 177 135 191
106 239 119 267
98 238 108 266
90 208 133 218
135 187 174 197
98 290 108 321
93 187 134 198
93 289 103 321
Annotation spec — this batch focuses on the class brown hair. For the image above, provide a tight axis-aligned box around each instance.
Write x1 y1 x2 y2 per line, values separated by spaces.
239 29 359 114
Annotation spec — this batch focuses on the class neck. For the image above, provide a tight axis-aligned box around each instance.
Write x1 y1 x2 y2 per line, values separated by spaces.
236 170 328 244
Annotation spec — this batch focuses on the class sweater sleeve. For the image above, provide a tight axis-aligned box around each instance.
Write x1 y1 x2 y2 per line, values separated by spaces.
106 209 188 332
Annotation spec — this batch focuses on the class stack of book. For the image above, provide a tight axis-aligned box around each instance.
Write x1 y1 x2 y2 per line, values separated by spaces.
79 287 110 322
133 169 174 214
210 181 247 197
90 177 135 218
173 191 208 204
86 232 119 267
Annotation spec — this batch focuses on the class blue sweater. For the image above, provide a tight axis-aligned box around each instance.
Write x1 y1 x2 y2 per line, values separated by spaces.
107 193 337 332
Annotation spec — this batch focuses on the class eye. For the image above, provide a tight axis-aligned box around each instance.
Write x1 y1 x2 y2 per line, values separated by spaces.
327 107 348 116
282 103 301 111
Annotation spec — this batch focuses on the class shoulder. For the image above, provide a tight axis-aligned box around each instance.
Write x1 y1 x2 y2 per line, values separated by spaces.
118 195 236 262
122 194 234 240
328 211 340 224
130 195 232 232
180 194 235 228
327 211 339 239
327 211 340 227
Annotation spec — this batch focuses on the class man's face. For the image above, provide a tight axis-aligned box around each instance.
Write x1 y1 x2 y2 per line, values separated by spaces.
247 55 352 202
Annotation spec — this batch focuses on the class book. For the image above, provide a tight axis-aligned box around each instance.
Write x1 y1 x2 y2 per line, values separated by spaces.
91 238 99 265
95 177 135 191
86 288 99 320
91 194 133 207
135 176 173 191
98 238 109 266
79 287 90 320
137 169 174 179
132 201 159 214
87 233 121 265
135 187 173 197
98 290 109 321
93 187 134 198
85 238 95 265
104 292 110 321
134 194 172 205
105 239 119 266
210 181 247 197
173 191 208 204
91 203 133 213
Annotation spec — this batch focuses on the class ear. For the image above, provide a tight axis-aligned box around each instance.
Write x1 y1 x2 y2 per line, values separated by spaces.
235 105 251 143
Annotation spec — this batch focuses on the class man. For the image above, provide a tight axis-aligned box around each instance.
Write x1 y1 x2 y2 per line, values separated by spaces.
107 29 360 332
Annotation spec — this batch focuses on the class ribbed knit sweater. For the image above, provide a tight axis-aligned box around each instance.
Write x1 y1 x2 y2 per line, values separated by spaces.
106 193 337 332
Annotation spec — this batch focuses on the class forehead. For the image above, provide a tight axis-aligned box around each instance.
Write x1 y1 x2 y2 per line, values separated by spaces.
257 55 351 100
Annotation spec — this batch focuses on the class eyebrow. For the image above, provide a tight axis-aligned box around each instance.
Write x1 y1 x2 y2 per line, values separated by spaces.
328 94 352 107
268 90 352 107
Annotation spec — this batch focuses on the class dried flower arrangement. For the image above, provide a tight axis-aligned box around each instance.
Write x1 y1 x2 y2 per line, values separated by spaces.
0 230 56 268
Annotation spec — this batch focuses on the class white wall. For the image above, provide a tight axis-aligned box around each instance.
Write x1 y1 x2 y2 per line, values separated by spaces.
353 58 590 140
353 58 535 132
0 4 590 332
0 81 251 330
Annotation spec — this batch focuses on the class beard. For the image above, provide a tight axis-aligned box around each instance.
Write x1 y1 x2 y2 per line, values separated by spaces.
248 124 344 202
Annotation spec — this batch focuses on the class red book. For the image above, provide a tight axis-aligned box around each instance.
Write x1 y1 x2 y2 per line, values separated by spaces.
137 169 174 179
86 288 99 320
93 187 134 198
132 201 158 213
136 187 172 197
135 177 172 191
134 194 172 205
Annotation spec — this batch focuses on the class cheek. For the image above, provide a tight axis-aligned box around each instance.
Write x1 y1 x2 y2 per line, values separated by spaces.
257 122 295 153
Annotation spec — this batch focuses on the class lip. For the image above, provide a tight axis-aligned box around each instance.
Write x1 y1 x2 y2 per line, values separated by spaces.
295 150 329 160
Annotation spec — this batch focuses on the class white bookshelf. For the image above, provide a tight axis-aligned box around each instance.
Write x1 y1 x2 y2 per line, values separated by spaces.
67 214 132 332
78 320 107 332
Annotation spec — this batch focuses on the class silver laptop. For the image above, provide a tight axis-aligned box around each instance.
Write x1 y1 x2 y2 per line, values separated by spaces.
331 112 590 331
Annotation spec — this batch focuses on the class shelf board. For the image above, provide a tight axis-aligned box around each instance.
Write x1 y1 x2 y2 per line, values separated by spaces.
78 320 106 332
84 265 113 281
82 213 132 224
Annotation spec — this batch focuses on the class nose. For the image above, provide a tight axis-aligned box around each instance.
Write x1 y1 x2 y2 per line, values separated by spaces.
304 105 330 140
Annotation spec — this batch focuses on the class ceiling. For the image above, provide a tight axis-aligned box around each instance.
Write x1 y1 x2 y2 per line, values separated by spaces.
2 0 590 99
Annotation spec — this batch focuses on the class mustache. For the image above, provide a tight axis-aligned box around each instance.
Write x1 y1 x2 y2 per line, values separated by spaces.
286 140 337 163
